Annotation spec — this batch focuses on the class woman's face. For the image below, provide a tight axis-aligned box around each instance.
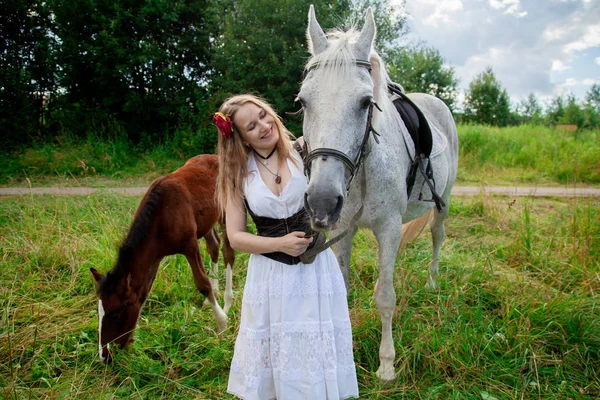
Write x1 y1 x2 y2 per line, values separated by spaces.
234 103 279 151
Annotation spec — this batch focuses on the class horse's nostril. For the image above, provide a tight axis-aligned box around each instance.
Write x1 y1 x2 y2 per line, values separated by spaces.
334 195 344 216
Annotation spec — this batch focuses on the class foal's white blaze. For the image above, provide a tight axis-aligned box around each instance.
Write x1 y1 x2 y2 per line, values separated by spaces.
97 300 109 361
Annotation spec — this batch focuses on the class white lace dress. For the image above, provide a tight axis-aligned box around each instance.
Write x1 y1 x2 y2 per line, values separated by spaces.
227 152 359 400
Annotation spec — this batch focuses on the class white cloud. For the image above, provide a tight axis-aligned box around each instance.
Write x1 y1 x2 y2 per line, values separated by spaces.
565 78 578 86
420 0 464 27
551 60 570 71
583 79 597 86
543 26 572 42
489 0 527 18
401 0 599 102
563 24 600 53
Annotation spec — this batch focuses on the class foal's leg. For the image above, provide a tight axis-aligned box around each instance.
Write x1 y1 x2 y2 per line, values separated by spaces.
204 228 221 296
220 225 235 314
182 240 227 331
332 225 357 293
373 220 402 381
427 208 447 290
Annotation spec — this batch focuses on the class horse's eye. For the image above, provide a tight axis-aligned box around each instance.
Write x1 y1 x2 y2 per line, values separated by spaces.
361 97 373 109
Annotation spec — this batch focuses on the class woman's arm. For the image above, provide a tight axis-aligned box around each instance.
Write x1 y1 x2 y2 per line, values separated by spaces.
225 191 313 257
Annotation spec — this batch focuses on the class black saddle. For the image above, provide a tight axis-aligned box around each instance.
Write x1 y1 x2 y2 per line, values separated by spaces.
388 83 445 212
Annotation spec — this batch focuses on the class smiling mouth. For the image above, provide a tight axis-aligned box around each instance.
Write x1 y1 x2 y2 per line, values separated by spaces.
261 127 273 140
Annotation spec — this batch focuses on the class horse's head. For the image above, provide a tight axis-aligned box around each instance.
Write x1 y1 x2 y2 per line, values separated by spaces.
299 5 378 230
90 268 140 363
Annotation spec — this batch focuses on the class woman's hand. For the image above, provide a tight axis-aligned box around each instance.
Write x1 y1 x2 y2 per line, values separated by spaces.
278 231 313 257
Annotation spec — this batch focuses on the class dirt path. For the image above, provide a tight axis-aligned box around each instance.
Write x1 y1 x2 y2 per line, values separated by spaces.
1 186 599 197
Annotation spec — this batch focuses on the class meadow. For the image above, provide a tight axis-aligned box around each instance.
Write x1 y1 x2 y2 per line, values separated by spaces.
1 123 599 399
1 192 598 399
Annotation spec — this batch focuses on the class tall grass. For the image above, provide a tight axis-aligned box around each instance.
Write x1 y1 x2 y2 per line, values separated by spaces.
1 124 599 187
1 194 598 398
0 126 216 187
458 124 600 185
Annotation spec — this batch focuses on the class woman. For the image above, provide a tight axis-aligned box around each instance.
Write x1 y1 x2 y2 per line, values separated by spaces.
214 94 359 400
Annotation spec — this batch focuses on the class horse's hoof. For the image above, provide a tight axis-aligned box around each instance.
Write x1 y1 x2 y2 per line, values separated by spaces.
375 365 396 381
216 314 228 332
223 295 234 315
425 280 437 290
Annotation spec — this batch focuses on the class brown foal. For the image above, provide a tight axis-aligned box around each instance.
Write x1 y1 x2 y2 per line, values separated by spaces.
90 154 234 363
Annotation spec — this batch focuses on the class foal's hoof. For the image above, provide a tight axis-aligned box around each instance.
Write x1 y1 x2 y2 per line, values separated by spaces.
425 279 437 290
375 365 396 382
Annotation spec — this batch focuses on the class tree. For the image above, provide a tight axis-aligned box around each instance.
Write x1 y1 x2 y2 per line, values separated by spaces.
210 0 352 135
49 0 216 145
584 84 600 128
0 0 56 148
385 44 459 111
463 67 511 126
545 95 565 125
517 93 543 124
344 0 407 57
559 95 586 128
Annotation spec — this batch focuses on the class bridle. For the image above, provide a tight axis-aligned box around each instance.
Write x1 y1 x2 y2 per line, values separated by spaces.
303 59 381 194
299 59 382 258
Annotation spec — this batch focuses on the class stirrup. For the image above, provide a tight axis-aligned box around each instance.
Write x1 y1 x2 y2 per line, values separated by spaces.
416 154 445 212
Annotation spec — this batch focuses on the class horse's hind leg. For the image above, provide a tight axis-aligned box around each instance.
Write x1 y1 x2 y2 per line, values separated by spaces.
182 240 227 331
220 224 235 314
427 208 447 290
204 228 221 296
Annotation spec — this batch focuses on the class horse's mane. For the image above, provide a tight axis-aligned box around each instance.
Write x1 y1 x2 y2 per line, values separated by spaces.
304 29 396 118
97 178 164 296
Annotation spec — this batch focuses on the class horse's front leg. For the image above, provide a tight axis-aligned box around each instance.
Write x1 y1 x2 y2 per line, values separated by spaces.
373 219 402 381
332 225 357 293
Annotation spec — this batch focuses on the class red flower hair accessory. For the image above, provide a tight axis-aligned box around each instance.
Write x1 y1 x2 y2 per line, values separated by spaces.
213 112 233 138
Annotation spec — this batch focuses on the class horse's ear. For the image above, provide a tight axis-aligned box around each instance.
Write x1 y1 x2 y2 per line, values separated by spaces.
355 7 376 60
90 268 104 288
307 4 328 56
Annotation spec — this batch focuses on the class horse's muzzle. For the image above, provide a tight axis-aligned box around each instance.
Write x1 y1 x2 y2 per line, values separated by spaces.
305 192 344 230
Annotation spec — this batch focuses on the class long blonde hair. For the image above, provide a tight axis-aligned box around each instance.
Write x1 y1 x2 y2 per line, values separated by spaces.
216 94 296 215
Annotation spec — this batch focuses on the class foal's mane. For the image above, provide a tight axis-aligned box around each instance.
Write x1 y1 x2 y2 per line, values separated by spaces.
97 178 164 296
304 28 395 117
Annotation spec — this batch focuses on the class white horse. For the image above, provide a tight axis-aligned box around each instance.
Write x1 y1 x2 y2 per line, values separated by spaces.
299 6 459 381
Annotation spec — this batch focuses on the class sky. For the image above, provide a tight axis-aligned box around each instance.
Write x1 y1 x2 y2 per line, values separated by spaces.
393 0 600 108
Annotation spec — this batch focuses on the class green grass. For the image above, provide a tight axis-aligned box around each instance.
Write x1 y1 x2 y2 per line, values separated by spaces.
1 124 599 188
1 194 598 399
457 124 600 186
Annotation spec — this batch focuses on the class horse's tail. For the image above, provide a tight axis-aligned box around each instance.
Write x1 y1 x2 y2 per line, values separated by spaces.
398 209 433 253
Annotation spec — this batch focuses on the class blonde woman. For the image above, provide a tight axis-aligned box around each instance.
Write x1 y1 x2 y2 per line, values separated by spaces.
214 94 358 400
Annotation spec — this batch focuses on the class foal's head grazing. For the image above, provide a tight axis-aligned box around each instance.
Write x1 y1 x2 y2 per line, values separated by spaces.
91 264 141 363
90 186 160 362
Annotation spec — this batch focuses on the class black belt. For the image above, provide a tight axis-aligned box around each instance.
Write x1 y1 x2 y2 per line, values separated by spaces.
244 200 324 265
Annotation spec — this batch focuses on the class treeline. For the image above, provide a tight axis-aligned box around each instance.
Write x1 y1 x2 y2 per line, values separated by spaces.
460 67 600 129
1 0 404 152
1 0 598 153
